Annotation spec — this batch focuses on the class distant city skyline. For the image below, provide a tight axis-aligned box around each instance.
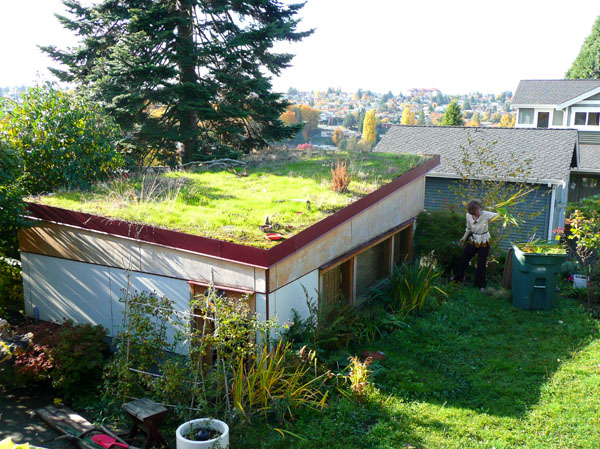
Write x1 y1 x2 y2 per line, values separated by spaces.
1 1 599 95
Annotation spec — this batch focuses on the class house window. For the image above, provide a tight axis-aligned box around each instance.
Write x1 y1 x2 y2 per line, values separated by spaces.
189 283 255 366
518 108 533 125
573 111 600 127
582 177 598 188
356 239 391 299
552 110 564 126
393 225 413 266
537 112 549 128
321 259 353 307
575 112 587 125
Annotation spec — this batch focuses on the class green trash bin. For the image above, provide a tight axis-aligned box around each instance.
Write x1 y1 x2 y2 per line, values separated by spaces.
511 243 567 310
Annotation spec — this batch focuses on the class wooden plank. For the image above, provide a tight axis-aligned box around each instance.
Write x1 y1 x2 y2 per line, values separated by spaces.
502 248 514 289
36 405 98 449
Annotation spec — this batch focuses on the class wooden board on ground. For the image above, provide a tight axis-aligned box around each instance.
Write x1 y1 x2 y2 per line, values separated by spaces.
502 248 513 290
35 404 97 449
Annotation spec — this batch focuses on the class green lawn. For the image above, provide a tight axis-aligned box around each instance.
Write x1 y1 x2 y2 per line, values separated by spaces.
31 150 424 247
232 288 600 448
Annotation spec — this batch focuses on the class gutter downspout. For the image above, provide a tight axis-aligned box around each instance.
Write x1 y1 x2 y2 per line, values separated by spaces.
547 185 556 241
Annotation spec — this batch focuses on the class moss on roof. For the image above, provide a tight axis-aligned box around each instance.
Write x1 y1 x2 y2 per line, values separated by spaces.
31 149 426 248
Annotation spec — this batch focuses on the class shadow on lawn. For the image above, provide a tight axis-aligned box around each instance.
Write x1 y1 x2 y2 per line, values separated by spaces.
373 287 598 418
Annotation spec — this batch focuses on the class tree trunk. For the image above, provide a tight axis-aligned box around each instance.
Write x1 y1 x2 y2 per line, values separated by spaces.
176 0 200 164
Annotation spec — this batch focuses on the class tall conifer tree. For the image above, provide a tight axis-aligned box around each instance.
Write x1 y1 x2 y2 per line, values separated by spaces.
42 0 312 164
440 101 465 126
566 16 600 79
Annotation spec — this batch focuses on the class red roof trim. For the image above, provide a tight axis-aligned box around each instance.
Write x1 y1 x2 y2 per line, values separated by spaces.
25 155 439 269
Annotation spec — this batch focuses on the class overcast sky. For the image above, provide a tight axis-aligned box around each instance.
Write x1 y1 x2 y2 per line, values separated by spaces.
1 0 599 95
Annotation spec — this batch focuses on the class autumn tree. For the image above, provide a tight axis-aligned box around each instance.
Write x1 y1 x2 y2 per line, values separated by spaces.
362 109 377 147
280 107 299 127
470 113 481 127
401 107 416 125
440 101 465 126
566 15 600 79
43 0 312 165
299 105 320 141
332 128 344 147
499 114 515 128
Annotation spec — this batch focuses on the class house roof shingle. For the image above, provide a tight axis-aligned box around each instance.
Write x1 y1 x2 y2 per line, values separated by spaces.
374 125 578 184
578 145 600 171
511 79 600 106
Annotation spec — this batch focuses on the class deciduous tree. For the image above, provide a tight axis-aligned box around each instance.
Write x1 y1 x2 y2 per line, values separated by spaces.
332 127 344 147
566 15 600 79
401 107 416 125
43 0 312 164
0 84 122 194
362 109 377 146
499 114 515 128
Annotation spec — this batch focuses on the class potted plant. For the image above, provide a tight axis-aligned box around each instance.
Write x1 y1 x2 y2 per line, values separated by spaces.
175 418 229 449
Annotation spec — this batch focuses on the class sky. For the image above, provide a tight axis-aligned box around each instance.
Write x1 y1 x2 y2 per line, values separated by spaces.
1 0 599 96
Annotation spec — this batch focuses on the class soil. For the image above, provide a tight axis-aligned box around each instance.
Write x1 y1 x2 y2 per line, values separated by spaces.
0 385 72 449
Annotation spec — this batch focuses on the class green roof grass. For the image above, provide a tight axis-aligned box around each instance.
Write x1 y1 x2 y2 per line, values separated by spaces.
31 150 427 248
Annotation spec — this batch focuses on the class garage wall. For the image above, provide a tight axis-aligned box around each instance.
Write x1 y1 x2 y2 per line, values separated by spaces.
268 270 318 328
19 223 266 293
21 252 190 339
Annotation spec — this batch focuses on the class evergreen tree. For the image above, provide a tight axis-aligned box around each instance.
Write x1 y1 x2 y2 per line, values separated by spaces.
357 109 366 134
362 109 377 146
343 113 357 129
440 101 465 126
566 16 600 79
42 0 312 164
417 108 426 125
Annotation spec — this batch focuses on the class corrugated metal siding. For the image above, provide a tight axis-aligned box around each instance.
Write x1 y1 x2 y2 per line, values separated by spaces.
579 132 600 145
424 177 552 250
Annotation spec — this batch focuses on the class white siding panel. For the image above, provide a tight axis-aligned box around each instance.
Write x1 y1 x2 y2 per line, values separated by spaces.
255 293 267 322
25 253 112 332
21 252 33 317
270 270 318 327
108 269 191 339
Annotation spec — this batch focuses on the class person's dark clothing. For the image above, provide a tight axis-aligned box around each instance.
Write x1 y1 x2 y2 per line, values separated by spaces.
454 241 490 288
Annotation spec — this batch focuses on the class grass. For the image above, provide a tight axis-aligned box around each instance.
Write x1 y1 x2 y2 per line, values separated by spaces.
231 287 600 448
31 150 425 248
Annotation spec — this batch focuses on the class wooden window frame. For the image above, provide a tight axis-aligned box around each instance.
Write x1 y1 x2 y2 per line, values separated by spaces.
319 221 414 305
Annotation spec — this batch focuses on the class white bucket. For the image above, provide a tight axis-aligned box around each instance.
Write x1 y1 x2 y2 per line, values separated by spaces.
176 418 229 449
573 274 587 289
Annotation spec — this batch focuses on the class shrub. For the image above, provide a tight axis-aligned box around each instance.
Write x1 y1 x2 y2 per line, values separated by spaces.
414 209 464 275
0 83 123 193
10 321 61 387
330 159 351 193
388 260 447 316
0 257 24 314
51 320 109 398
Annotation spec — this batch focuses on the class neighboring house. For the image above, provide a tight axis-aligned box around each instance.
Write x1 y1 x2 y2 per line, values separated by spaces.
19 157 439 337
374 125 579 248
512 79 600 201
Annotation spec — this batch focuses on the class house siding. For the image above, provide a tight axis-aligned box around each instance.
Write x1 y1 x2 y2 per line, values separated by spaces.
423 177 552 249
